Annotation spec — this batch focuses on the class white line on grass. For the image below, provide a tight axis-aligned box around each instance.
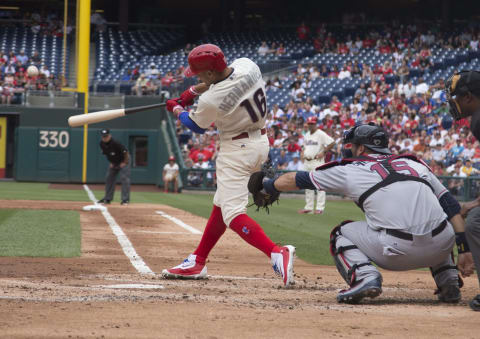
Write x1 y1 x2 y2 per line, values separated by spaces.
83 185 155 276
156 211 202 234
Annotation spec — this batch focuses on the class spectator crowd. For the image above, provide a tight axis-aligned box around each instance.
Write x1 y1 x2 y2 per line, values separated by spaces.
174 22 480 191
0 49 62 104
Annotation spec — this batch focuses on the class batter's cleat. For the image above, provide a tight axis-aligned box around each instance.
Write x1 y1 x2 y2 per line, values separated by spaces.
97 199 111 204
437 285 461 303
337 275 382 304
469 294 480 311
271 245 295 286
314 210 324 215
298 209 312 214
161 254 207 279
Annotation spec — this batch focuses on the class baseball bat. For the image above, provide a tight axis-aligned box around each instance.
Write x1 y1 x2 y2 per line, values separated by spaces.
68 102 167 127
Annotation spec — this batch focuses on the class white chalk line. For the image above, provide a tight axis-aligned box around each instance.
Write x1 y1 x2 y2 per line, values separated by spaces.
209 275 271 281
83 185 156 277
97 283 164 289
156 210 202 234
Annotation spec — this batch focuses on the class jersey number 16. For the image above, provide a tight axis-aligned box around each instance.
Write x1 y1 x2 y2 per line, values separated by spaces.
240 88 267 122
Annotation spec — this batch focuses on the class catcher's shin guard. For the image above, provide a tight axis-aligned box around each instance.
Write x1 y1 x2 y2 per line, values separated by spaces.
329 221 373 286
430 251 463 302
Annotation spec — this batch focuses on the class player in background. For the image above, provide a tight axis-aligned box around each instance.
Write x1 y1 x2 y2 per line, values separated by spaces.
162 44 295 286
299 116 335 214
255 124 474 303
163 155 179 193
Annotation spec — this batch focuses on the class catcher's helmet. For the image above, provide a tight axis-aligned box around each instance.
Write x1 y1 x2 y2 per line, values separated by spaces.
343 124 390 154
184 44 227 77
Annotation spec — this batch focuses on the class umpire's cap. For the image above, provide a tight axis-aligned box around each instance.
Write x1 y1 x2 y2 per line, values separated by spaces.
343 124 390 154
101 128 110 136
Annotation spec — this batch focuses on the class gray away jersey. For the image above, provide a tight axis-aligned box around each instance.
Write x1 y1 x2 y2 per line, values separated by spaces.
309 154 448 234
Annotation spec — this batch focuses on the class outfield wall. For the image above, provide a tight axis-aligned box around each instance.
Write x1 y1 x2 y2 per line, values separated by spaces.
0 98 172 184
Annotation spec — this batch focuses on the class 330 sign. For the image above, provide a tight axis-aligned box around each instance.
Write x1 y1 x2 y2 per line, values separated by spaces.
38 130 70 148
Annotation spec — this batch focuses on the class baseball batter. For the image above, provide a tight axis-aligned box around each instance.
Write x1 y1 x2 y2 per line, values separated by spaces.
256 124 473 303
162 44 295 286
300 116 335 214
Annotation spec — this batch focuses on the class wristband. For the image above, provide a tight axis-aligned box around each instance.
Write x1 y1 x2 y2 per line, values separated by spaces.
455 232 470 253
262 178 280 196
173 105 184 117
189 86 200 96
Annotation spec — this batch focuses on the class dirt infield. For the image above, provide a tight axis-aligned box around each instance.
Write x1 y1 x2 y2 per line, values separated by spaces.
0 199 479 338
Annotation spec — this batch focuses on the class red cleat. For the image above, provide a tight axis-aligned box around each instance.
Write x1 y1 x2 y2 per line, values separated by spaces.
162 254 207 279
271 245 295 286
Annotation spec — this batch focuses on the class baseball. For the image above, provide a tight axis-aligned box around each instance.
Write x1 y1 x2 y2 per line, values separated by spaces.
27 65 39 77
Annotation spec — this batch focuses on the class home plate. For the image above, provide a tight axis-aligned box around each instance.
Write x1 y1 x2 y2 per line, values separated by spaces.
98 284 164 289
82 204 106 212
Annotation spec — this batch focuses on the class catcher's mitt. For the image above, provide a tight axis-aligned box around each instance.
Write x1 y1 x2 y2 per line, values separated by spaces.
248 160 280 212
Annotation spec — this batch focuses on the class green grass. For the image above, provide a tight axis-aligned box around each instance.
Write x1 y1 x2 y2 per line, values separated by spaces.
0 182 89 201
0 209 81 257
0 182 364 264
110 190 365 265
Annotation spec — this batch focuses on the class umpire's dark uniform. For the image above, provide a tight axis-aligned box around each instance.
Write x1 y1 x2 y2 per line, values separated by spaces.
98 129 131 205
446 70 480 311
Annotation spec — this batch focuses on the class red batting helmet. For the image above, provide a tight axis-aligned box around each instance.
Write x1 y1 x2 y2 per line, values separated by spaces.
184 44 227 77
306 116 318 124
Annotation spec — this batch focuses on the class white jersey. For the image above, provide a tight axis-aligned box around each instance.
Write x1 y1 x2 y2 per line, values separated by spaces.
303 129 334 160
309 154 448 234
163 163 179 176
189 58 266 138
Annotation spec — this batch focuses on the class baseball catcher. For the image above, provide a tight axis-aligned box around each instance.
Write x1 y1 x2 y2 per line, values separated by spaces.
251 123 474 304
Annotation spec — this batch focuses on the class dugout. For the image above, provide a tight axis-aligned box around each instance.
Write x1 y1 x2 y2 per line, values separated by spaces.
0 97 174 186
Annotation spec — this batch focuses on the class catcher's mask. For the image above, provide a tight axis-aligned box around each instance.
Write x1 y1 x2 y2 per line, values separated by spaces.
445 70 480 120
342 123 391 157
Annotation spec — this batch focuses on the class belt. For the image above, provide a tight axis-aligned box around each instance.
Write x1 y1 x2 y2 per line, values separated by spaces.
385 219 447 241
231 128 266 140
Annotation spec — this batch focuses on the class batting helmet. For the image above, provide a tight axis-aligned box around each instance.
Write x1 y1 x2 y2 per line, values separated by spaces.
343 124 390 154
184 44 227 77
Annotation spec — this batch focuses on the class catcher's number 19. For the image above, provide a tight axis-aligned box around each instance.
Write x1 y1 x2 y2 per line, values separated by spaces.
38 130 70 148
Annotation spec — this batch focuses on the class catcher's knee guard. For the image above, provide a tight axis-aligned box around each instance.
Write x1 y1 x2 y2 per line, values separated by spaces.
330 220 373 286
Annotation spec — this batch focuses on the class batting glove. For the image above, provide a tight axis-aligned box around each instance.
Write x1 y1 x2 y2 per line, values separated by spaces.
179 86 200 107
166 98 184 114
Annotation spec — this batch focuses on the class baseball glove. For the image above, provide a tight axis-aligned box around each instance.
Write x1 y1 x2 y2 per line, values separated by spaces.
248 160 280 213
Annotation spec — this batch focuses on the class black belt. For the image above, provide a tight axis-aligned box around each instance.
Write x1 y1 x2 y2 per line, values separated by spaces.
385 220 447 241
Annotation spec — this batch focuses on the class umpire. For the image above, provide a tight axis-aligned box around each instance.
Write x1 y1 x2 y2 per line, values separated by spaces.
446 70 480 311
97 128 131 205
